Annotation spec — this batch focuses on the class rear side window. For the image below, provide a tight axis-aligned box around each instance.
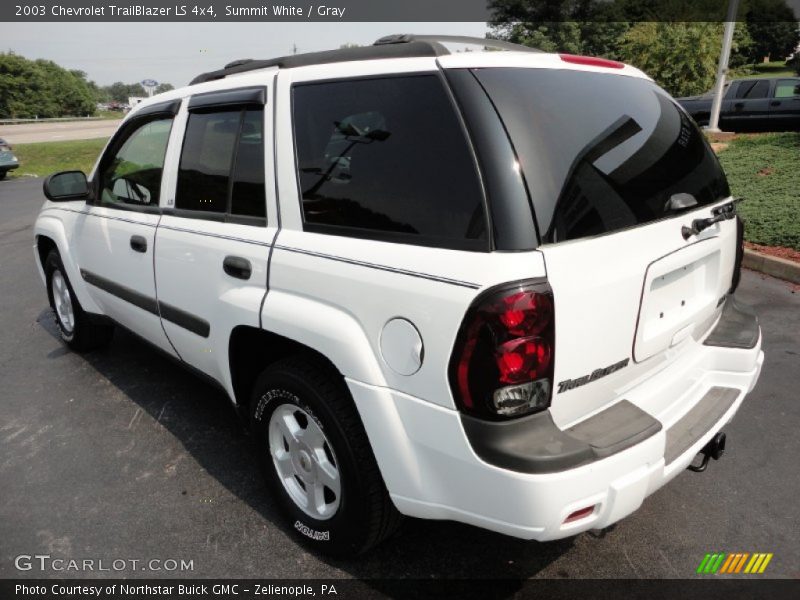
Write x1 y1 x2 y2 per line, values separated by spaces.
736 80 770 99
292 75 487 249
176 107 266 222
471 68 730 243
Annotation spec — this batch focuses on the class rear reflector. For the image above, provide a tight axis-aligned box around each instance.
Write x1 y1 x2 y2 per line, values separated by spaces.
559 54 624 69
563 505 596 524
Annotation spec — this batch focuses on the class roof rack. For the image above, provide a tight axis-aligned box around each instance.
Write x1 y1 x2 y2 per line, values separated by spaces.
189 34 539 85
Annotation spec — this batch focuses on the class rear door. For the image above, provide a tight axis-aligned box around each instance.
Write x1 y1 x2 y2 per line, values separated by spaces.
769 78 800 130
720 79 772 131
471 67 737 425
154 80 278 386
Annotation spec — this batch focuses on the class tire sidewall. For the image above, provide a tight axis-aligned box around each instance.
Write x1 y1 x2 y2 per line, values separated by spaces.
250 368 369 555
44 252 77 343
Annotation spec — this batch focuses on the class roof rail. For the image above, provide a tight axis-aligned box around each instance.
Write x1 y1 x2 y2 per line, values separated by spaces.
189 34 538 86
374 34 540 54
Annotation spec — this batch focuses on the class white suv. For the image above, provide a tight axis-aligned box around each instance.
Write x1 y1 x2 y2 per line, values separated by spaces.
33 35 763 556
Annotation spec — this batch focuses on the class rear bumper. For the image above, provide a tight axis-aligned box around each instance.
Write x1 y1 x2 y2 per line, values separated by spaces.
349 296 763 541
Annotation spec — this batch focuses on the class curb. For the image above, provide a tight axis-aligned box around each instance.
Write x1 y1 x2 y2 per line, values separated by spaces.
743 248 800 284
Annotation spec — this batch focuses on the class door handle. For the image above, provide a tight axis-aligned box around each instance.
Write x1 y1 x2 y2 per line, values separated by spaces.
733 102 744 109
223 256 252 280
770 100 781 106
130 235 147 253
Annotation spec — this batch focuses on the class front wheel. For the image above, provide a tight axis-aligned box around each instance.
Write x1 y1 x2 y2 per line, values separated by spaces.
44 250 114 351
250 357 401 556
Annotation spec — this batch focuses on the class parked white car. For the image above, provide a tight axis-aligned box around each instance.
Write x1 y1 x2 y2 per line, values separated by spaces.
33 35 763 556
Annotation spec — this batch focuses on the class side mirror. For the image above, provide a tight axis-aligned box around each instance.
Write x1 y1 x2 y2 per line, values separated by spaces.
43 171 90 202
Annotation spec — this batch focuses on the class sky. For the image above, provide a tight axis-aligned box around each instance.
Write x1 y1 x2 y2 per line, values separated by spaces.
2 22 488 87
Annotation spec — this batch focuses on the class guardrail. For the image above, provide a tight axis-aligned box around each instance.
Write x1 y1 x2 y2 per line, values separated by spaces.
0 116 118 125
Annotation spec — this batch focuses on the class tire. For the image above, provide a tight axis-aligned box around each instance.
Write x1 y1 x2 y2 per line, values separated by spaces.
250 356 401 556
0 170 7 180
44 250 114 352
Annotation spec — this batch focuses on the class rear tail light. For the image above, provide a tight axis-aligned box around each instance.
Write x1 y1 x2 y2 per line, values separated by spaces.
559 54 625 69
449 280 555 420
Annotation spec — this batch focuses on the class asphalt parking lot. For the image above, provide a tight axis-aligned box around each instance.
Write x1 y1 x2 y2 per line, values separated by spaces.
1 176 798 582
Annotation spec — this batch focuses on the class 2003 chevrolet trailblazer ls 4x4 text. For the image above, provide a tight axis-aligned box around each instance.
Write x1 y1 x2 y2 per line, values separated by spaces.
33 35 763 556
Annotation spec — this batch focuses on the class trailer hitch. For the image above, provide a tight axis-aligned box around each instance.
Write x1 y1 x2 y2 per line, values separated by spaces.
688 432 727 473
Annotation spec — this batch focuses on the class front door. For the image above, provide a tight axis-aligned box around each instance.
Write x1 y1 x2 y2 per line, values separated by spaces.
74 104 178 355
769 78 800 130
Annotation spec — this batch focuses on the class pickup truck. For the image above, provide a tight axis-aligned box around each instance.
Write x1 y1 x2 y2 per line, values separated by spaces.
677 77 800 131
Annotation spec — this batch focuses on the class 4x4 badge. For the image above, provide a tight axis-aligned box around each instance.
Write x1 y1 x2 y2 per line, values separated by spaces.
557 358 630 394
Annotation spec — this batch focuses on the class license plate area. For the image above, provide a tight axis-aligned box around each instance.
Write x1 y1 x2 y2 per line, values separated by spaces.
634 241 722 362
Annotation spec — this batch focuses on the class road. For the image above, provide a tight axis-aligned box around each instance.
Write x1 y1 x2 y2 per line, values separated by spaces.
0 119 121 144
0 177 798 584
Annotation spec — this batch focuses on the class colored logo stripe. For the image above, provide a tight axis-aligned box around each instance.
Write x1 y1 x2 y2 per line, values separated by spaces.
698 552 773 574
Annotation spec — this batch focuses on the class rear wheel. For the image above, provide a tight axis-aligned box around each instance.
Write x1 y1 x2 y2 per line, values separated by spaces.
250 356 401 556
44 250 114 351
0 170 7 180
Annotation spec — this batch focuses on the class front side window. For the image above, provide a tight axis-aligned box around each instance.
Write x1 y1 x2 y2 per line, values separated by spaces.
292 75 487 249
774 79 800 98
99 118 172 207
175 107 266 221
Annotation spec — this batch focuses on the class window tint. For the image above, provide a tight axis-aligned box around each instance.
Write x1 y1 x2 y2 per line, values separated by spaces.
292 75 486 249
176 110 238 213
471 68 730 243
176 107 266 220
99 118 172 207
774 79 800 98
736 80 770 99
230 110 266 218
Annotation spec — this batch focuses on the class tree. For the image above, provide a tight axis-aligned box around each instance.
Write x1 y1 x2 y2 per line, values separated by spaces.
743 0 800 62
618 22 725 97
0 52 96 118
103 82 148 103
155 83 174 94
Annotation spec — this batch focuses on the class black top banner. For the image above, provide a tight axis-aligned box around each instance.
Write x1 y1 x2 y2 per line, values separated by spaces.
3 0 800 22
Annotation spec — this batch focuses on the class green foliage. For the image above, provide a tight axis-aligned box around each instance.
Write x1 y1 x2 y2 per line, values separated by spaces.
487 0 797 95
619 23 726 97
10 138 107 178
717 133 800 250
0 52 96 118
154 83 174 94
104 81 147 103
742 0 800 62
789 54 800 76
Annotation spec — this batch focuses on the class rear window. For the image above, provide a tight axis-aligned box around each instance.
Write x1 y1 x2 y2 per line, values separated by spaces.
471 68 730 243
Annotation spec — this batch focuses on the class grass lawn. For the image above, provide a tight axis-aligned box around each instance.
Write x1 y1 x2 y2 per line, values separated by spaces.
10 138 107 178
96 110 126 120
716 132 800 251
732 60 795 79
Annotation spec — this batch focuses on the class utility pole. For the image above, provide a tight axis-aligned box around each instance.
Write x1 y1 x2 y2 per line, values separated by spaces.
707 0 740 132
